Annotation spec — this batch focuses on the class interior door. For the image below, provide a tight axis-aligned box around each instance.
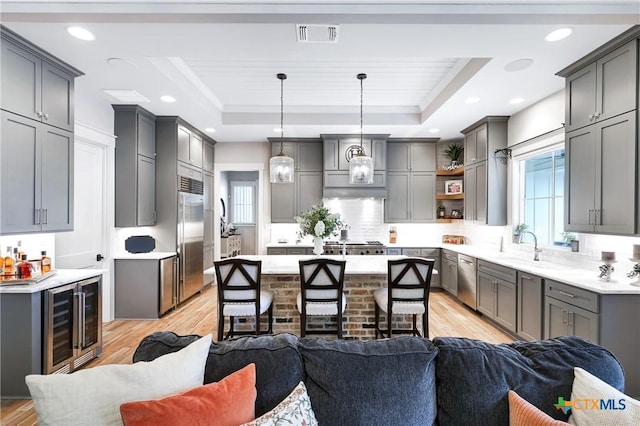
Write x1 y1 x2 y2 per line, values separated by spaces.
55 139 105 269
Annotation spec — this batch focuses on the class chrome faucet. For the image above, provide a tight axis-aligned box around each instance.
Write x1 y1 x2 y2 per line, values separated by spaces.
519 231 541 261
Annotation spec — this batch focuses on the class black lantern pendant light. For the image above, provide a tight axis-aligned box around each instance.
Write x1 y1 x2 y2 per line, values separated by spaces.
349 73 374 184
269 73 294 183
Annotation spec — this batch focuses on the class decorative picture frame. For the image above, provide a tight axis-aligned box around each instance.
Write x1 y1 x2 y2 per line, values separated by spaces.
445 180 463 195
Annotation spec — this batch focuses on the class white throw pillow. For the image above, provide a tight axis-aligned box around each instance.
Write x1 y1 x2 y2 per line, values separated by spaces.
241 381 318 426
568 367 640 426
26 334 212 426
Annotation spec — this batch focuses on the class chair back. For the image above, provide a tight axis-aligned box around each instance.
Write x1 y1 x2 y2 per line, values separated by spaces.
387 257 434 306
214 258 262 304
299 259 346 304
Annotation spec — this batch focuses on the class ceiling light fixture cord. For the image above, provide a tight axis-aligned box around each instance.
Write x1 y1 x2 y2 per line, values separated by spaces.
358 73 366 152
278 73 286 154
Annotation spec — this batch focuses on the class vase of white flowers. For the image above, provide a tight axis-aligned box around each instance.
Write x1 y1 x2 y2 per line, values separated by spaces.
295 204 343 256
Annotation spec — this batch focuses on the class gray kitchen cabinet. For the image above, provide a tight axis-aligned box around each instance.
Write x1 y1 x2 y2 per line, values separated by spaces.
115 256 177 319
177 124 203 168
516 272 543 341
270 139 323 223
113 105 157 227
203 140 215 173
563 39 637 133
476 260 517 333
266 247 312 255
462 116 507 226
564 111 636 234
203 171 215 285
543 277 640 396
1 26 82 132
440 250 458 296
401 247 440 288
1 110 73 234
322 135 387 171
387 140 437 172
385 171 435 223
386 248 402 255
463 123 488 165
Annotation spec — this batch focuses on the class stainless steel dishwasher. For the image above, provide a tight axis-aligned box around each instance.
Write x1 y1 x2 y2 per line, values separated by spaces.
457 254 477 310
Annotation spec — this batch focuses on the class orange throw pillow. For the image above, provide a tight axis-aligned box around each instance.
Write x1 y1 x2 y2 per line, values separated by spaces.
508 390 570 426
120 363 256 426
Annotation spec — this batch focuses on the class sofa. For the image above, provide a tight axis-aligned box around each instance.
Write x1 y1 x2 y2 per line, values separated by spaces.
132 332 626 425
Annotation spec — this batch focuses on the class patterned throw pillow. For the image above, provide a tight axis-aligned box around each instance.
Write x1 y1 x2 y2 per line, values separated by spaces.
242 381 317 426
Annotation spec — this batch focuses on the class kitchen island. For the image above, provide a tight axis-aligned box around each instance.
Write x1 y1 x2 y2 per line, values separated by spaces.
205 255 437 339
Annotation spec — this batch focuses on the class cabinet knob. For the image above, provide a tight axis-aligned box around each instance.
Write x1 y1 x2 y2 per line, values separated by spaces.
594 111 601 119
42 113 49 121
588 114 594 121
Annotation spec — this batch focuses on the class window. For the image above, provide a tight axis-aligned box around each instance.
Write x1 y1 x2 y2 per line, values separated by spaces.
231 181 255 224
517 147 565 246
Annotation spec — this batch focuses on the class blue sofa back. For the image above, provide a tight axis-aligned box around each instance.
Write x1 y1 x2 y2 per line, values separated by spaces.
133 333 624 425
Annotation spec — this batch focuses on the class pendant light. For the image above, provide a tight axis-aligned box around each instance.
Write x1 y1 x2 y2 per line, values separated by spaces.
349 73 374 184
269 73 294 183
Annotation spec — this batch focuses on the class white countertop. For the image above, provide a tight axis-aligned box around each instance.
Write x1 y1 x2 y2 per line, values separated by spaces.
113 251 177 260
204 255 434 275
0 269 106 294
440 244 640 295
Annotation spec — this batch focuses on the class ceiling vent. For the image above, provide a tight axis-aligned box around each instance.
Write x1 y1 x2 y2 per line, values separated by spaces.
297 24 339 43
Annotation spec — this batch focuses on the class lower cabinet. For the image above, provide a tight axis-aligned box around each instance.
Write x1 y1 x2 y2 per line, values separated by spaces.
516 272 543 341
267 247 313 255
476 260 517 333
440 250 458 296
115 256 178 319
544 279 599 342
401 248 440 288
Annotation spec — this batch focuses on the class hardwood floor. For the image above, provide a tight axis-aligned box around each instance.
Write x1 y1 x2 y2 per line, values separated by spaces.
0 286 513 425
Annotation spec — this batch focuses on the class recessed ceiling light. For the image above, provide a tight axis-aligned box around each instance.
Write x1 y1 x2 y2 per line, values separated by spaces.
205 128 216 133
545 28 573 42
509 97 525 105
160 95 176 103
428 128 440 134
464 97 480 104
106 57 138 69
504 59 534 72
67 26 95 41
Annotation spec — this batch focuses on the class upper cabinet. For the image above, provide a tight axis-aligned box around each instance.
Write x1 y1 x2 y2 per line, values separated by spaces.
269 138 323 223
563 39 637 133
203 140 215 173
0 26 82 235
177 125 203 168
1 26 82 132
321 134 388 198
113 105 157 227
558 26 640 235
461 116 509 226
385 139 437 223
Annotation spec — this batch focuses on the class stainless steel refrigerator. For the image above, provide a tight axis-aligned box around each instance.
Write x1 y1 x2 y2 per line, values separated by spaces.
177 176 204 303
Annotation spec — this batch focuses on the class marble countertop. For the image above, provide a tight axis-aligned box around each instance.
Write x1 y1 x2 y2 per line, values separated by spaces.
0 269 106 294
113 251 177 260
203 255 437 275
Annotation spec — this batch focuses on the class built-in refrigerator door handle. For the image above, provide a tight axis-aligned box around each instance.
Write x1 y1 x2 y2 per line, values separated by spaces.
73 292 83 349
80 292 87 347
174 255 179 305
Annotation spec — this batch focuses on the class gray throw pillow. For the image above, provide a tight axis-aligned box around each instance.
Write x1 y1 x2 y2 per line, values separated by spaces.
433 336 625 426
298 336 438 426
133 332 304 416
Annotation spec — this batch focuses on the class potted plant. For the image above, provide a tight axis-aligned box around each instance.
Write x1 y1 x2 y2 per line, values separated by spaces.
513 223 528 244
295 204 343 255
444 143 464 168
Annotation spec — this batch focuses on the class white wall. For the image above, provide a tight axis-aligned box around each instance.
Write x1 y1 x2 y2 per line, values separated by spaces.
507 90 565 146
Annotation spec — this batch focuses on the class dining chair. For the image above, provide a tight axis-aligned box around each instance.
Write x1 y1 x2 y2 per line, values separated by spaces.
374 257 435 339
297 258 347 338
214 258 274 341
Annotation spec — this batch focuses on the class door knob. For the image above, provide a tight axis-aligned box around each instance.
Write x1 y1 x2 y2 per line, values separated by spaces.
96 254 104 261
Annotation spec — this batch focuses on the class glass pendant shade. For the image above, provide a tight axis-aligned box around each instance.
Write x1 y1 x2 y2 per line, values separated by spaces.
349 152 374 184
270 153 294 183
269 73 294 183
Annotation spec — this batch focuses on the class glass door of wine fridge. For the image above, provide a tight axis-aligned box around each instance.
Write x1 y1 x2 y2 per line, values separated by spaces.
44 276 102 374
